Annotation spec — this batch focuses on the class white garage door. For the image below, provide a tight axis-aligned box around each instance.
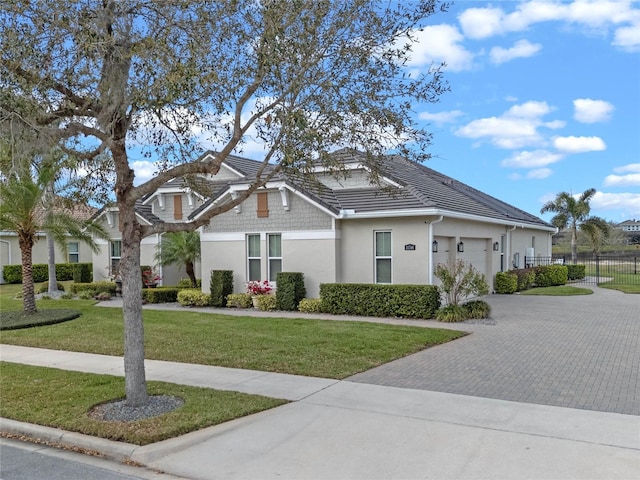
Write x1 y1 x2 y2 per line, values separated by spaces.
458 238 490 280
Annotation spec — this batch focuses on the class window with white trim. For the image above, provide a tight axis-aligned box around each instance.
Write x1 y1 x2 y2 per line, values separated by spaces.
110 240 122 275
68 242 79 263
268 233 282 282
375 231 392 283
247 234 261 281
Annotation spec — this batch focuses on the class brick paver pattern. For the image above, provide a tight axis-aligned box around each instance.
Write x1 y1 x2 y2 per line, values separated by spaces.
348 286 640 416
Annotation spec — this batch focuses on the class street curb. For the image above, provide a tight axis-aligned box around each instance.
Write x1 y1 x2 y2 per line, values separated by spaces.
1 417 139 463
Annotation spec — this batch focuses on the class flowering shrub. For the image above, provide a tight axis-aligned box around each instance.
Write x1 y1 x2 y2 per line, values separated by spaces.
247 280 272 295
142 268 161 286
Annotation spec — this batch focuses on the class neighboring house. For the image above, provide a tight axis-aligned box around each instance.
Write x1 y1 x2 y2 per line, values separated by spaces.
616 219 640 245
186 149 555 296
0 201 97 284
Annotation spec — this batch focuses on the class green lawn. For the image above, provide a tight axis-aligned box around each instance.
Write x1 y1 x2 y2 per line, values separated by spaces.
519 286 593 296
0 362 286 445
0 283 466 379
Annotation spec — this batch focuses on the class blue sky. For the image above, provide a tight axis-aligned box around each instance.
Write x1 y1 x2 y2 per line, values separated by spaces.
407 0 640 223
131 1 639 223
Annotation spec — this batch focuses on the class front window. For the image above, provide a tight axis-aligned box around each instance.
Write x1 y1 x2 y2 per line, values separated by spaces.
110 240 122 275
375 231 392 283
268 233 282 282
68 242 79 263
247 234 261 281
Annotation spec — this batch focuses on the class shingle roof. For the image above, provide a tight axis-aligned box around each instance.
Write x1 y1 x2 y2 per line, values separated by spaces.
164 149 552 229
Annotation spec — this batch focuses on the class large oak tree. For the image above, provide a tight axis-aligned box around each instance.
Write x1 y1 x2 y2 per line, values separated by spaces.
1 0 448 406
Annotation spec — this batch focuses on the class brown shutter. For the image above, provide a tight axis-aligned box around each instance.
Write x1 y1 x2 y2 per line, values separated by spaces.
257 192 269 218
174 194 183 220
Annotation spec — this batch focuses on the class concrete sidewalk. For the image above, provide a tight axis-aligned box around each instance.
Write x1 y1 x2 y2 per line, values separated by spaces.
2 345 639 479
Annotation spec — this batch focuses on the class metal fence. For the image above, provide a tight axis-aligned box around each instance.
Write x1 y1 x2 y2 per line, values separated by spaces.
524 254 640 285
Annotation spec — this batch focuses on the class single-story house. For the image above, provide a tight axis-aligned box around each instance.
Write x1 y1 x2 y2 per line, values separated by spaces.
186 149 556 296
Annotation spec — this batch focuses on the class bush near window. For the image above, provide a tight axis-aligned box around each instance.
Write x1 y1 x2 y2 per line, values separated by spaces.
177 289 210 307
226 293 252 308
142 288 179 304
494 272 518 294
320 283 440 319
70 281 116 295
566 264 586 281
275 272 306 311
256 294 277 311
534 265 568 287
298 298 323 313
72 263 93 283
2 263 92 284
210 270 233 307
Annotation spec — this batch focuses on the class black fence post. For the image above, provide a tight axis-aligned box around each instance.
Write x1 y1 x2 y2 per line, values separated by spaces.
595 255 600 284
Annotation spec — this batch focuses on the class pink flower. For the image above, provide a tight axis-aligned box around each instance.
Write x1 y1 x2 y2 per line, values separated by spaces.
247 280 272 295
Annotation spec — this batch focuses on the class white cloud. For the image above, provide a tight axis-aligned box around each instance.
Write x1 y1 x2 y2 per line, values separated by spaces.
408 24 475 72
604 173 640 187
455 101 560 149
573 98 614 123
418 110 464 125
501 150 564 168
552 135 606 153
458 1 640 50
131 161 157 184
527 168 553 179
604 164 640 187
490 39 542 64
458 7 505 39
614 163 640 174
591 191 640 217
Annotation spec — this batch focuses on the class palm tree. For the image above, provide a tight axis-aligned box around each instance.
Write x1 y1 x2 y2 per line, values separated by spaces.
155 231 201 287
0 162 107 313
540 188 604 263
579 217 610 254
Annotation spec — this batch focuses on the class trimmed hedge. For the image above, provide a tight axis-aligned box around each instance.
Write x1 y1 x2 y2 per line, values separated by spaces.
319 283 440 319
298 298 323 313
210 270 233 307
2 262 92 284
566 264 586 281
142 288 179 304
494 272 517 294
275 272 306 311
534 265 568 287
256 294 277 311
37 282 65 294
513 268 536 292
70 281 116 295
177 278 202 289
72 263 93 283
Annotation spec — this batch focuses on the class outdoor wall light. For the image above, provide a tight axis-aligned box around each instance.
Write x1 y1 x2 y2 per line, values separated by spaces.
457 241 464 253
432 240 438 253
493 241 500 251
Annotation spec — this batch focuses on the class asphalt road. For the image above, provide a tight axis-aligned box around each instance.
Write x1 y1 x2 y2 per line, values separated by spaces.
0 438 183 480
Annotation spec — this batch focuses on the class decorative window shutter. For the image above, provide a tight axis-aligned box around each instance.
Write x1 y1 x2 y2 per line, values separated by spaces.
257 192 269 218
174 194 183 220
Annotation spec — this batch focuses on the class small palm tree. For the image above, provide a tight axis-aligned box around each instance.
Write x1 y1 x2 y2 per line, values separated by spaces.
540 188 604 263
156 231 201 287
0 162 107 313
579 216 610 254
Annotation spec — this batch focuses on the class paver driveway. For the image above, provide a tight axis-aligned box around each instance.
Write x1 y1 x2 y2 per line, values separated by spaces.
348 286 640 415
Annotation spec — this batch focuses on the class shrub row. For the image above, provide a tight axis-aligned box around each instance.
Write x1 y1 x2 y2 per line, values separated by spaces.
3 263 93 284
143 288 179 304
177 289 210 307
495 264 573 294
70 281 116 295
319 283 440 319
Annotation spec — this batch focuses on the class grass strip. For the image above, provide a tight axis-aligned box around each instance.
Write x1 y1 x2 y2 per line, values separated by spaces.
519 286 593 296
0 362 286 446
